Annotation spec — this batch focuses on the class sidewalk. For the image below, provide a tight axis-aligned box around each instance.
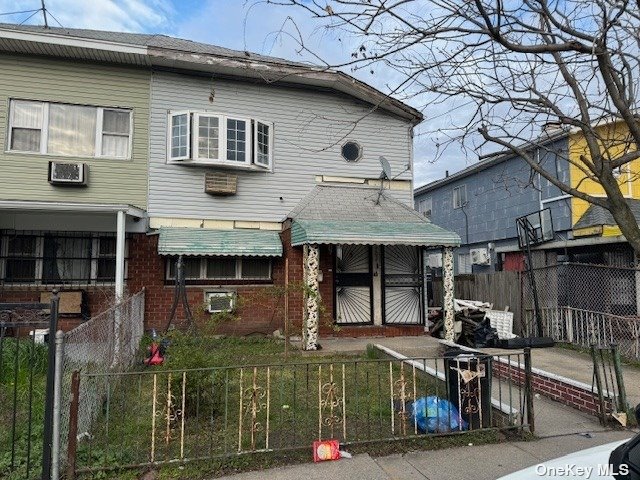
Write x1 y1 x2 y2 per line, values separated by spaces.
215 429 634 480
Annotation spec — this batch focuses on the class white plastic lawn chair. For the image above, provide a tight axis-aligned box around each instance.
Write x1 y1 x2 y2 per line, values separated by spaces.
485 310 517 340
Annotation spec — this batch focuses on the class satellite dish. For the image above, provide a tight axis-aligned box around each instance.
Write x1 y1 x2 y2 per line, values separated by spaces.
379 156 392 180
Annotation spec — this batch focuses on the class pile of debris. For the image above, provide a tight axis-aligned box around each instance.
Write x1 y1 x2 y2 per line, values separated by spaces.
430 299 516 348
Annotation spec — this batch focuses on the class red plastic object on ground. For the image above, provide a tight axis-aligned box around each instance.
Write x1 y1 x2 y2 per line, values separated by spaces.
143 342 164 366
313 439 340 462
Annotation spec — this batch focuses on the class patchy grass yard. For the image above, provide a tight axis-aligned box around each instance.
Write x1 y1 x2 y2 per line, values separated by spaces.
75 333 469 479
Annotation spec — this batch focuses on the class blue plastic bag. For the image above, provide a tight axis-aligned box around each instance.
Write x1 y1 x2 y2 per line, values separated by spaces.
411 396 468 433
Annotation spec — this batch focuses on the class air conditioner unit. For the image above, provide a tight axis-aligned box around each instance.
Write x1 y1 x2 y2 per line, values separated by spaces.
206 292 236 313
470 248 491 265
48 162 87 185
427 253 442 268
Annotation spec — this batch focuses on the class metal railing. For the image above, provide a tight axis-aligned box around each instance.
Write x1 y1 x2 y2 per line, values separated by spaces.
64 351 532 476
524 306 640 360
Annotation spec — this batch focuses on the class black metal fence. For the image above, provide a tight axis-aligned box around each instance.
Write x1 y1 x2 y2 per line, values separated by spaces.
0 296 59 480
65 351 533 476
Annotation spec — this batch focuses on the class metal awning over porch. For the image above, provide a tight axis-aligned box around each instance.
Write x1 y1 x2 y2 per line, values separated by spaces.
288 184 460 247
157 228 283 257
291 219 459 246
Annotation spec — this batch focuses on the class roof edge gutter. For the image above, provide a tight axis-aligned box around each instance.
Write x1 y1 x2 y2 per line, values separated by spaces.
0 27 148 55
0 200 146 218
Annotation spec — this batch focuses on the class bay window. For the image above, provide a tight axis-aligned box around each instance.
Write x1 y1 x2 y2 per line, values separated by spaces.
168 111 273 169
7 99 132 159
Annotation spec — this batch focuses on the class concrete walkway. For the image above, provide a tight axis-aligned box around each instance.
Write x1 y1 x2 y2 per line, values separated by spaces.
215 336 640 479
215 429 634 480
313 335 640 422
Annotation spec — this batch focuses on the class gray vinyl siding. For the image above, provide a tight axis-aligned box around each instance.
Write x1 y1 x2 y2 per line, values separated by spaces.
415 138 572 247
0 54 149 208
148 71 413 221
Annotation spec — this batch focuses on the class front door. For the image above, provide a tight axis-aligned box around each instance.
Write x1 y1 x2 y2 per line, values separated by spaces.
383 245 424 325
334 245 373 324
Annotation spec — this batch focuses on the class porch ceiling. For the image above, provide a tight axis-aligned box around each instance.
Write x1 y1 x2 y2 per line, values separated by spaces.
157 227 283 257
288 184 460 247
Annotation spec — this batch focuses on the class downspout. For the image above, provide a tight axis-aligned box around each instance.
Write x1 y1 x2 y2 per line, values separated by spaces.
460 203 470 245
537 148 543 211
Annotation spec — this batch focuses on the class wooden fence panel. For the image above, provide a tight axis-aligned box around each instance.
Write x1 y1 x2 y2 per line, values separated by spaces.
431 271 523 334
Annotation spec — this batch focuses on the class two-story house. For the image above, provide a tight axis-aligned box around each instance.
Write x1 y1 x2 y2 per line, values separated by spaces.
414 124 640 276
0 25 459 347
0 25 150 328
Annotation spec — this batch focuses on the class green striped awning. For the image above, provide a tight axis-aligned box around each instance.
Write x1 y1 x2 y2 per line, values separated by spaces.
157 228 283 257
290 220 460 247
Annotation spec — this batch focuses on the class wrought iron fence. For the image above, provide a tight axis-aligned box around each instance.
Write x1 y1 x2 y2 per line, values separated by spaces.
0 298 58 480
522 263 640 359
65 351 532 476
59 290 145 474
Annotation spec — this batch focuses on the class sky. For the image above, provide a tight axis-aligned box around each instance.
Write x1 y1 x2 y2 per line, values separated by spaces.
0 0 474 187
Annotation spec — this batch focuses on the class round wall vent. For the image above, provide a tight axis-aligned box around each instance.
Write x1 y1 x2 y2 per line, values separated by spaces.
341 141 362 162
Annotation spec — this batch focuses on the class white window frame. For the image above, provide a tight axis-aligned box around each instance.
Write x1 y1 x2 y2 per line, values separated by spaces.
192 112 225 162
457 253 472 274
418 197 432 218
224 116 252 166
453 185 467 209
96 107 134 160
7 100 132 160
167 111 273 170
253 119 273 169
168 110 191 161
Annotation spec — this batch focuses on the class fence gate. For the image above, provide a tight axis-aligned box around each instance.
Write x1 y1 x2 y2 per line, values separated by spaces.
0 297 59 480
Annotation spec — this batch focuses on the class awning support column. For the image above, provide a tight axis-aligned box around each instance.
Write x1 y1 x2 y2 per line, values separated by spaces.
115 210 126 301
113 209 126 368
442 246 455 341
302 244 320 351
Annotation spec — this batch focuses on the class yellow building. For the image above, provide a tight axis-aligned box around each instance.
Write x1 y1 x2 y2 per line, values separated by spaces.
569 122 640 238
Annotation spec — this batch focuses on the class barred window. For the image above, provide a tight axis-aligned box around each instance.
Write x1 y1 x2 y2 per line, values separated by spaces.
0 232 127 285
167 256 271 281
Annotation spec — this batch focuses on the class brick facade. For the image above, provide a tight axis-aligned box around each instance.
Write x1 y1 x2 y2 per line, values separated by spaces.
492 358 612 417
1 229 427 338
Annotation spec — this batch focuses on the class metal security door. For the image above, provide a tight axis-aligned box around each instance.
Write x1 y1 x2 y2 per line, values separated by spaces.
334 244 373 324
383 245 424 325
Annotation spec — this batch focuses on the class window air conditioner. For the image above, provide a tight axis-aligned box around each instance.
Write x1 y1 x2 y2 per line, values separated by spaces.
206 292 236 313
48 162 88 185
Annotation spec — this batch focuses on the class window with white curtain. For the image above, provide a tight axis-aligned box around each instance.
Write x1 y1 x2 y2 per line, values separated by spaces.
168 111 273 169
0 232 126 284
48 104 96 156
7 99 132 159
101 109 131 158
9 100 43 152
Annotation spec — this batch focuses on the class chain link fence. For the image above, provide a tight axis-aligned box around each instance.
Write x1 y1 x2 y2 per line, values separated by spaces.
58 289 145 467
522 263 640 359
